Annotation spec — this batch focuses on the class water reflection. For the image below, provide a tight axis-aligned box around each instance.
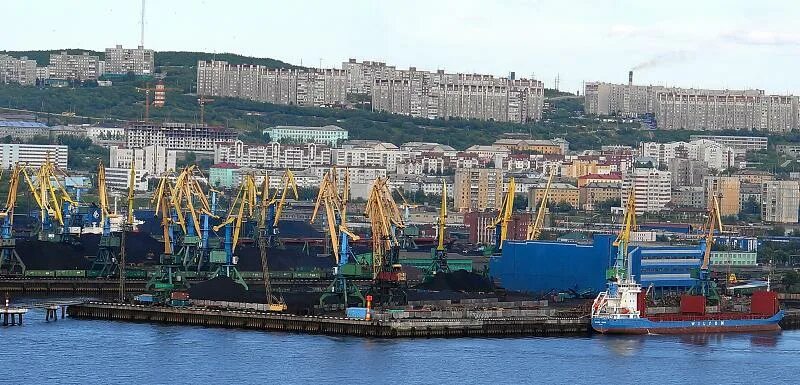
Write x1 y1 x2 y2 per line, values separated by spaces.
600 335 645 356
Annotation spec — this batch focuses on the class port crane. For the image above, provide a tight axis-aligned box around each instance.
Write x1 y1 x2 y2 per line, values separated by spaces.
21 160 78 242
90 162 121 277
395 188 420 250
0 165 25 275
428 179 450 275
313 168 365 307
364 177 407 305
690 194 723 303
261 169 298 247
488 177 516 251
610 189 637 281
171 166 214 271
526 166 556 240
146 173 189 298
210 173 256 289
119 163 136 302
256 172 287 311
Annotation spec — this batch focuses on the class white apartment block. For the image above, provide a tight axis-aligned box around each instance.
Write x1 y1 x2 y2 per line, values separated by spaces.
215 140 331 169
342 59 392 95
0 55 37 86
49 52 100 81
196 61 347 107
689 135 768 152
371 67 544 123
0 144 67 169
331 140 405 172
762 180 800 223
125 122 238 153
585 80 799 132
109 145 177 176
262 125 347 146
400 142 458 158
104 45 155 75
105 167 149 192
639 139 735 171
622 167 672 214
87 126 126 142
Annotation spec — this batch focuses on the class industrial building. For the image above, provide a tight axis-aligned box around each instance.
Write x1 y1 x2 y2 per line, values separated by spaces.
262 125 348 146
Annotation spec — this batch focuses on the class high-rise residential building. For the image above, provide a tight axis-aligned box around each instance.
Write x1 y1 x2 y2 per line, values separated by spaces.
49 52 100 81
672 186 706 208
196 61 347 107
762 180 800 223
262 125 348 146
0 55 37 86
331 140 405 172
109 145 177 175
584 78 798 132
639 139 735 170
105 167 149 191
341 59 391 95
622 167 672 214
528 182 580 209
703 176 741 216
0 144 68 169
689 135 768 153
104 45 155 75
668 158 709 187
214 140 331 169
453 168 504 212
125 122 237 153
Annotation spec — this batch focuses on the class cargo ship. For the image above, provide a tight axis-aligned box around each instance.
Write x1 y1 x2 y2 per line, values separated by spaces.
591 193 784 335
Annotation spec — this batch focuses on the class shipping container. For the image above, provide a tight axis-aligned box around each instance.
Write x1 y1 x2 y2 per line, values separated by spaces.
751 291 779 315
345 307 371 319
134 294 155 303
679 294 706 315
153 283 174 290
24 270 56 277
171 291 190 300
125 269 149 279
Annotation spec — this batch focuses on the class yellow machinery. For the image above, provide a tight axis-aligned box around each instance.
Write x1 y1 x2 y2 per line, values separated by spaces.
146 172 190 297
118 163 136 302
171 166 214 271
311 168 365 307
488 177 516 251
527 166 556 240
0 165 25 274
364 177 407 305
256 171 288 312
263 169 299 247
21 160 77 241
610 189 637 280
693 194 723 302
90 162 122 276
210 173 257 289
429 179 450 275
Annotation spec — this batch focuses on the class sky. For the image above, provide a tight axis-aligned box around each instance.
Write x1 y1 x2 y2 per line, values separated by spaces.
5 0 800 94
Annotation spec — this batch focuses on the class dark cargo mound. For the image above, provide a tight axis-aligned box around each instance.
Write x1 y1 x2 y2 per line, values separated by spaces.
16 239 92 270
235 245 334 271
414 270 496 292
80 232 164 263
406 289 496 302
278 220 322 237
189 276 250 302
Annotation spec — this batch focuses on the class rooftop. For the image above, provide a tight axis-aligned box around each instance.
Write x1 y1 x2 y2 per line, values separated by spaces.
0 121 48 128
211 162 240 170
266 125 345 132
578 173 622 180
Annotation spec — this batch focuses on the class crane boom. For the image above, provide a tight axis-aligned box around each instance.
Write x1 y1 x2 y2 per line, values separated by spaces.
527 167 555 240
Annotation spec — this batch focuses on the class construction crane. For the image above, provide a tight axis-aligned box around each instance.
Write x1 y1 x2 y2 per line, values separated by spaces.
90 162 121 277
488 177 516 251
527 166 556 240
257 172 287 312
0 165 25 275
135 83 153 122
428 179 450 276
198 96 214 126
610 189 637 281
364 177 406 305
312 168 364 307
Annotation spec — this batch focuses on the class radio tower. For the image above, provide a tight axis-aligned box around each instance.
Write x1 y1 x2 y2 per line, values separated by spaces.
140 0 146 47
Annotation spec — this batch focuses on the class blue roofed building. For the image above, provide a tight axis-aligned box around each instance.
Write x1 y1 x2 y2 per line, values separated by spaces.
0 120 49 140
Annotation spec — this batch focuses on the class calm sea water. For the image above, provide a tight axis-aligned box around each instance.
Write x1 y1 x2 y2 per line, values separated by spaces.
2 297 799 384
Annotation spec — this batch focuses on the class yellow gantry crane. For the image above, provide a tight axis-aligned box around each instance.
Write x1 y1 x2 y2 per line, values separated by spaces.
91 162 123 276
0 164 25 274
209 173 257 289
21 160 77 240
527 166 556 240
611 189 638 280
695 193 724 302
364 177 404 280
489 177 516 251
429 179 450 275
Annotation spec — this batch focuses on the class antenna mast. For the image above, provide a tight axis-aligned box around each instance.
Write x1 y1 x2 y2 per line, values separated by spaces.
140 0 146 47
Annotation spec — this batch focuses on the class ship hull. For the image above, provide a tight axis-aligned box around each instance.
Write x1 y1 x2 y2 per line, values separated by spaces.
592 310 784 335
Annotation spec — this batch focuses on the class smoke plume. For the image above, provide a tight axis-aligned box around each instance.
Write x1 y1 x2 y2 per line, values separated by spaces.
632 50 693 71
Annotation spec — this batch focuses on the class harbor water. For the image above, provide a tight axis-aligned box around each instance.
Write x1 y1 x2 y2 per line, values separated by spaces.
3 297 800 384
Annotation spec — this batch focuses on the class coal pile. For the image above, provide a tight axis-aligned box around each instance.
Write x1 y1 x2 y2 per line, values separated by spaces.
189 276 251 302
235 244 335 271
414 270 496 292
406 289 496 302
80 232 164 264
278 220 322 237
16 239 92 270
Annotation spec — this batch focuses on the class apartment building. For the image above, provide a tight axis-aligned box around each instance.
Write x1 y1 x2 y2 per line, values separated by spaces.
689 135 768 153
762 180 800 223
492 138 566 155
104 45 154 75
214 140 331 169
453 168 504 212
341 59 392 95
668 158 709 187
584 82 664 117
196 61 347 107
0 55 37 86
331 140 404 172
0 121 49 140
579 182 621 211
639 139 735 171
262 125 347 146
622 167 672 214
125 122 237 153
0 144 67 169
672 186 706 208
703 176 741 216
49 52 100 80
528 182 580 209
109 145 177 175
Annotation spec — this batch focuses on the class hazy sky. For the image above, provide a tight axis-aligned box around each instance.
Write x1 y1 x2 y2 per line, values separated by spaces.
6 0 800 94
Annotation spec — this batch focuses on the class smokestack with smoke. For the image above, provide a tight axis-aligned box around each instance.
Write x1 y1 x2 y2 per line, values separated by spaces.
629 70 633 86
632 50 693 71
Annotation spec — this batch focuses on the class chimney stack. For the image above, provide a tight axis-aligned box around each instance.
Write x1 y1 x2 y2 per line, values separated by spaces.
628 70 633 86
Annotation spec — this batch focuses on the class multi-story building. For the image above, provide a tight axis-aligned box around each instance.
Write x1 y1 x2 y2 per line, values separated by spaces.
492 138 565 155
453 168 504 212
109 145 177 175
528 182 580 209
777 144 800 158
639 139 735 170
672 186 706 208
0 144 67 169
739 183 762 211
105 167 149 192
762 180 800 223
0 55 37 86
689 135 768 152
214 140 331 170
125 122 237 153
262 125 347 146
209 162 241 189
584 81 664 117
0 121 50 140
703 176 741 216
579 182 620 211
576 173 622 188
372 68 544 123
341 59 392 95
463 211 532 245
668 158 709 187
622 167 672 214
331 140 404 172
709 251 758 267
104 45 154 75
735 169 775 185
49 52 100 81
401 142 458 158
196 61 347 107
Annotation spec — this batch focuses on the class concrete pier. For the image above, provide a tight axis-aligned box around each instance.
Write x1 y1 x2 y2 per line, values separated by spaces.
1 307 27 326
68 302 590 338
